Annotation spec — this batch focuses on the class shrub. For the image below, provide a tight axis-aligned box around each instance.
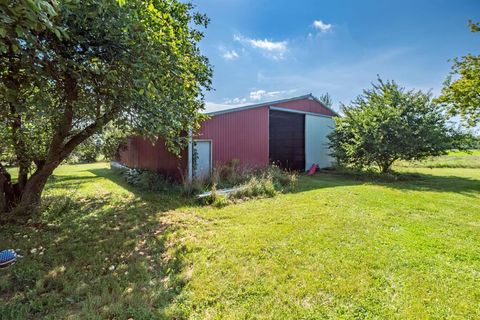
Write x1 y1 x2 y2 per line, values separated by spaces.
100 125 128 161
122 168 172 192
328 78 473 173
232 176 277 199
115 163 296 205
212 159 253 188
65 136 102 164
266 165 297 190
201 184 229 207
181 178 206 196
230 166 297 201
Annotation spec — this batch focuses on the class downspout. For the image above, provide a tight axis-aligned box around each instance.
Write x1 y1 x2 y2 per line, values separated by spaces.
187 127 193 184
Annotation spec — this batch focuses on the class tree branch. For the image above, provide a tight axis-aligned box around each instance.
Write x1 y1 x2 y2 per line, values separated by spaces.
59 106 120 160
45 74 78 163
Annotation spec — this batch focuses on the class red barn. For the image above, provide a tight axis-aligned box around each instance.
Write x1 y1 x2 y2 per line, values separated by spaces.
117 94 337 181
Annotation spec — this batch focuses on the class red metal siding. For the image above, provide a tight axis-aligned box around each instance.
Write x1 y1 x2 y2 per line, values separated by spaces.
117 136 187 179
196 106 270 168
273 98 336 116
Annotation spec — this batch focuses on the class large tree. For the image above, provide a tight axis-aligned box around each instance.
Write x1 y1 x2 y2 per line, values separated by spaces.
436 21 480 127
0 0 212 214
328 79 471 173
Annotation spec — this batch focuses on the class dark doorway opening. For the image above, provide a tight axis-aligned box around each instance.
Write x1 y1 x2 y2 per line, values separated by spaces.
269 110 305 171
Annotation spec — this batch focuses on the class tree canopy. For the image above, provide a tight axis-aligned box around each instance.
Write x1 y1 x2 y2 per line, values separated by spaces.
0 0 212 214
436 20 480 127
317 93 333 109
328 79 471 173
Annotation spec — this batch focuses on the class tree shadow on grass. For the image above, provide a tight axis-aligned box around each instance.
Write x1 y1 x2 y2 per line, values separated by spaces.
3 166 476 318
384 172 480 195
0 168 197 319
297 170 480 197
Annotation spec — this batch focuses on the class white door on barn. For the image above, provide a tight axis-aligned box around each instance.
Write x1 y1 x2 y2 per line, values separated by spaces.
305 115 335 170
193 140 212 179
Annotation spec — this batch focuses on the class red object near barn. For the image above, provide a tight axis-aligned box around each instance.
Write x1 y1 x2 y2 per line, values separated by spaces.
116 94 337 181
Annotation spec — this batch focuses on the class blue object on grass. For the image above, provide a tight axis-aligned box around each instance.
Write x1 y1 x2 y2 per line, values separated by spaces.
0 249 17 268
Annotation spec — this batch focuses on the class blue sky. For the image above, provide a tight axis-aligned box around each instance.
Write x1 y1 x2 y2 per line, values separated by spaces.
192 0 480 113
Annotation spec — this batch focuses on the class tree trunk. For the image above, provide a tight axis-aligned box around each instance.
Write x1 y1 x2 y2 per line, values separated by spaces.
379 159 396 174
8 74 79 215
13 162 57 215
0 165 17 213
0 174 7 213
380 165 391 174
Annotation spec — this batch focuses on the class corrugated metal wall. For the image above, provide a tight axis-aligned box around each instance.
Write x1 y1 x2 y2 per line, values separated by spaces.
196 106 270 168
117 136 187 180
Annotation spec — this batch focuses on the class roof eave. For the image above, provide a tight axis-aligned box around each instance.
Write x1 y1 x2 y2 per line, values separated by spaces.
205 94 314 116
205 93 339 117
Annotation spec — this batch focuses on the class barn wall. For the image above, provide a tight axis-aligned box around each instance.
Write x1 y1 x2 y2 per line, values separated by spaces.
196 106 270 168
117 136 187 180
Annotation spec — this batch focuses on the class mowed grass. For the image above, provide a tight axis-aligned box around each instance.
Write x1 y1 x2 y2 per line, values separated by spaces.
396 150 480 169
1 157 480 319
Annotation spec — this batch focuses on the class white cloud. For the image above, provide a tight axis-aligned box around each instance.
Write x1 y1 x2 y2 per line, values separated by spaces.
247 38 287 52
234 34 288 60
224 97 247 104
249 89 298 101
312 20 332 33
222 49 239 60
249 90 279 101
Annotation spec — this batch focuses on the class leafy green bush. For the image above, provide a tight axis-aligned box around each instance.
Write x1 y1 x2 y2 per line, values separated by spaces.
328 78 474 173
65 125 128 164
100 124 128 161
65 136 102 164
122 168 172 192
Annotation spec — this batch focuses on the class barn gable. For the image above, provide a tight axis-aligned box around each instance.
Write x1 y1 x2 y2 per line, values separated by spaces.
205 94 337 117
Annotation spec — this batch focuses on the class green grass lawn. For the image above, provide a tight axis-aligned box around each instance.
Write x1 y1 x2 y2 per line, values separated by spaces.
1 158 480 319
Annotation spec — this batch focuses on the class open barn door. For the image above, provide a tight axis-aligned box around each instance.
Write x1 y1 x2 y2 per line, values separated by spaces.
269 110 305 171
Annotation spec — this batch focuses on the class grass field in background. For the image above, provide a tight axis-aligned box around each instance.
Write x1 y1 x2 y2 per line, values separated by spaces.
1 154 479 318
395 149 480 169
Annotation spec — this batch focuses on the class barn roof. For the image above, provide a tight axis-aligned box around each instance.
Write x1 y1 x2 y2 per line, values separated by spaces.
204 93 338 117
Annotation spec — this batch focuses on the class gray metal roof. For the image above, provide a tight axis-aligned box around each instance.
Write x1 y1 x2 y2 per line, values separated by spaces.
205 93 338 117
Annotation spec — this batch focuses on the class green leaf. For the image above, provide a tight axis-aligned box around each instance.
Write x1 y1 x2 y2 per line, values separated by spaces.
53 28 61 40
11 43 19 53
